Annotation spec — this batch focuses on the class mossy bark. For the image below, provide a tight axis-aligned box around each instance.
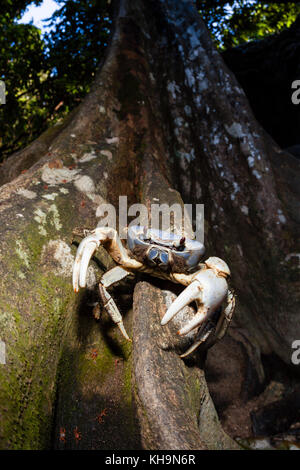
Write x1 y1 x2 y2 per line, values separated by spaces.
0 0 298 450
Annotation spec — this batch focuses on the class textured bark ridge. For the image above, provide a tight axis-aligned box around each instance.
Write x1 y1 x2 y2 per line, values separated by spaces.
132 282 238 450
0 118 72 187
222 16 300 150
0 0 298 449
133 0 299 364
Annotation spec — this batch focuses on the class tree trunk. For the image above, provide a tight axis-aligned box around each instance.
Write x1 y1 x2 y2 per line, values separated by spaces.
0 0 298 450
222 14 300 150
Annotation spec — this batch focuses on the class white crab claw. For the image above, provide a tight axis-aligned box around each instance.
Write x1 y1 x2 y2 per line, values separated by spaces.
160 280 201 326
72 235 100 292
177 308 207 335
79 240 99 288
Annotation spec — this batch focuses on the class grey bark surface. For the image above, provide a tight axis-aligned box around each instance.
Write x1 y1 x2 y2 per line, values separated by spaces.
135 0 299 364
222 15 300 149
132 282 238 450
0 0 298 450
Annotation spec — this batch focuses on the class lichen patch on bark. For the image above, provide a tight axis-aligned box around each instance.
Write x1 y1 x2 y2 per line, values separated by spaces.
16 189 37 199
41 240 74 277
41 164 81 186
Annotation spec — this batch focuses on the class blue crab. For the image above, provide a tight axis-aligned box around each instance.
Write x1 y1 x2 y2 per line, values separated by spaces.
72 226 235 357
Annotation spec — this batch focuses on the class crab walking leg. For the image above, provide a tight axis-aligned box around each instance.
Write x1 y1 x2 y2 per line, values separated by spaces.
101 266 135 288
215 290 235 340
179 329 212 358
98 283 131 341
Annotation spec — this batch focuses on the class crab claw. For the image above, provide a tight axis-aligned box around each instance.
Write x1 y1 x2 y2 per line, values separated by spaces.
177 308 207 335
160 280 201 326
161 264 229 349
72 233 102 292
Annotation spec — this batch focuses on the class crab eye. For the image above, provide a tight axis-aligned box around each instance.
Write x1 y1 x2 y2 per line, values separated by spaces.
147 248 170 270
159 250 169 265
148 247 159 264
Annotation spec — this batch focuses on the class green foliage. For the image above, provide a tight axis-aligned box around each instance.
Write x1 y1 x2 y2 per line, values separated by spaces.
43 0 111 124
0 1 45 157
0 0 111 161
196 1 300 49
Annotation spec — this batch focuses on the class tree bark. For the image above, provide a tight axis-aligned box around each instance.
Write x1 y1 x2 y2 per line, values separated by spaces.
0 0 299 450
0 114 76 187
222 15 300 149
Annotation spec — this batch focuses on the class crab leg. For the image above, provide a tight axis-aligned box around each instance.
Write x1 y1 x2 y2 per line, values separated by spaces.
99 283 131 341
180 329 212 358
215 290 235 339
98 266 134 340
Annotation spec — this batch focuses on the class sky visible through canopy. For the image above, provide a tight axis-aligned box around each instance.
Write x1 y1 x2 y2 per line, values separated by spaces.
18 0 60 34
